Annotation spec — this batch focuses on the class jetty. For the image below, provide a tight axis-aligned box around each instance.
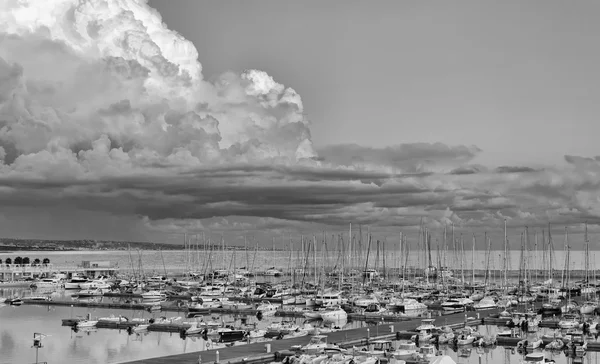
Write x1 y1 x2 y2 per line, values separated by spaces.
121 309 490 364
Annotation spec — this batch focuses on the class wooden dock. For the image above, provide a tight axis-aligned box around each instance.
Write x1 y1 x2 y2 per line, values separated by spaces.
120 309 493 364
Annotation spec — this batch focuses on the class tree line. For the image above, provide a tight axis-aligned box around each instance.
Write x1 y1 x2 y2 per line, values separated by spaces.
0 257 51 266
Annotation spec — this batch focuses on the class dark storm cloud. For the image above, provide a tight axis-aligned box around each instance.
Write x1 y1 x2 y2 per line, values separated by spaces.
495 166 539 174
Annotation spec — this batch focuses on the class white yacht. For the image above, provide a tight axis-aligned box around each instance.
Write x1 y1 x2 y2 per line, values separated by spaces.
320 305 348 322
264 268 282 276
31 278 61 289
315 291 345 306
141 291 167 300
65 276 90 290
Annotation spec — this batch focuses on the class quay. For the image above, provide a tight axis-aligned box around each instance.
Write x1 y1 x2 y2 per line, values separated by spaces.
121 309 493 364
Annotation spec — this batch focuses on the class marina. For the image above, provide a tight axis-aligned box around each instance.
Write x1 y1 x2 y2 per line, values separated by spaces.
2 236 600 364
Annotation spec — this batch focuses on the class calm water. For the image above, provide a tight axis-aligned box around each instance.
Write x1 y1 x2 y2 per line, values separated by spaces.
2 295 600 364
0 287 366 364
0 249 596 275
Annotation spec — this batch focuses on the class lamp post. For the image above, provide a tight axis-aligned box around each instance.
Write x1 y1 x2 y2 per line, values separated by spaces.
32 333 46 364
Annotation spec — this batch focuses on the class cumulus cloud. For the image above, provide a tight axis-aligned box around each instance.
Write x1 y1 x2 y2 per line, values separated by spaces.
0 1 599 248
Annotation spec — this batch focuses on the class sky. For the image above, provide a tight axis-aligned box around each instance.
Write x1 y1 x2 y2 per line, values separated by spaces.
0 0 599 248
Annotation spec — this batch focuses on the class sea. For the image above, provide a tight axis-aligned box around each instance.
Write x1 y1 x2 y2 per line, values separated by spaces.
0 250 598 364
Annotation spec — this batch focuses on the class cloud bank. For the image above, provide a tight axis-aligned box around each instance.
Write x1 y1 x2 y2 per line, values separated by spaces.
0 0 599 247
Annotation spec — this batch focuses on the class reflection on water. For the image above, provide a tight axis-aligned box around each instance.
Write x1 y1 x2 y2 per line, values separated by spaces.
2 288 600 364
0 288 365 364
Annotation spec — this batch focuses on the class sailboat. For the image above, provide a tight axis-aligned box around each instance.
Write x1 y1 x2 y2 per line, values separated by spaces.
580 223 597 314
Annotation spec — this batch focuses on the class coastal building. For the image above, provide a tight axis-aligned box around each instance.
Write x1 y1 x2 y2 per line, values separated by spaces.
0 260 119 281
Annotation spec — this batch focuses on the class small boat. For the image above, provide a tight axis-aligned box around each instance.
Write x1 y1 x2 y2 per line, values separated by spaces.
6 298 22 305
133 324 149 333
141 291 167 300
300 335 340 354
98 315 129 323
245 329 266 338
456 330 476 346
76 319 99 328
76 288 103 298
185 322 204 336
24 296 52 301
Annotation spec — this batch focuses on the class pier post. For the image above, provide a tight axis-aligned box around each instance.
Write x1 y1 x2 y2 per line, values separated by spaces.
216 351 219 364
198 355 201 364
390 325 394 333
366 328 370 341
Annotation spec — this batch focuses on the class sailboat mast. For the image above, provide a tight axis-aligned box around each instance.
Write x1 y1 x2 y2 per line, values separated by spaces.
471 234 475 284
503 219 508 291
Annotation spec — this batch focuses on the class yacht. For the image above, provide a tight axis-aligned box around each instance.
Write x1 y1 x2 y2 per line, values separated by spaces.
79 278 111 290
440 298 467 311
315 291 345 306
415 319 437 342
264 268 282 276
354 292 379 308
558 314 580 329
387 297 427 312
30 278 61 289
65 276 90 290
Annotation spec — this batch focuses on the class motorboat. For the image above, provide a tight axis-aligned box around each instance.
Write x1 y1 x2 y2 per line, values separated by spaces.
392 340 418 361
456 329 476 345
98 315 129 323
415 319 437 342
363 303 387 317
558 314 580 329
76 288 104 297
354 292 379 308
264 268 282 276
141 291 167 300
580 301 597 315
76 319 99 328
437 326 456 343
386 297 427 312
30 278 61 289
320 305 348 322
440 298 470 312
300 335 340 354
315 291 345 306
256 301 278 316
65 276 90 290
